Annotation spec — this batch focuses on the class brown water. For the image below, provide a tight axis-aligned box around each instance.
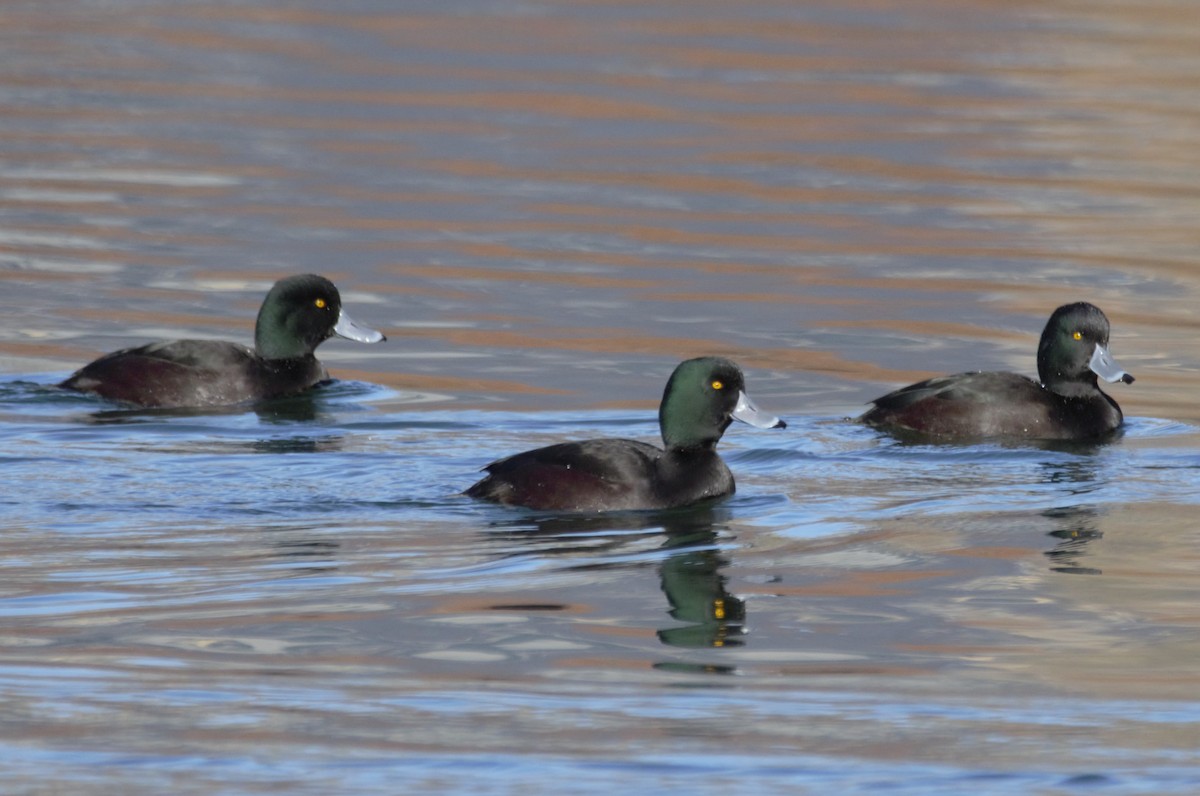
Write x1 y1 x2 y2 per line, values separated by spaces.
2 1 1200 793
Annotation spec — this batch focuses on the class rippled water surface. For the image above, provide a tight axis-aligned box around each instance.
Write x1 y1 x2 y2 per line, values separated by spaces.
3 0 1200 793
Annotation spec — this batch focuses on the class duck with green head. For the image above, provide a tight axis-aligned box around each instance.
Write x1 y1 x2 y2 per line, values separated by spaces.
861 302 1134 440
466 356 786 512
59 274 386 408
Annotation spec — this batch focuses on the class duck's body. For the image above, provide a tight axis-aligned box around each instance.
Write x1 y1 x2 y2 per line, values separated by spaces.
60 339 330 408
862 370 1124 440
59 274 384 408
466 357 785 513
861 302 1133 441
467 438 735 513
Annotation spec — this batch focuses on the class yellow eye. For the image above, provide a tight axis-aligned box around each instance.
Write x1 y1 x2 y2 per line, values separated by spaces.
1072 331 1082 340
711 380 724 390
314 298 327 309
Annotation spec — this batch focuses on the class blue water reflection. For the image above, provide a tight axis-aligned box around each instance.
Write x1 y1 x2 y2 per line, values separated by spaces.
4 376 1200 792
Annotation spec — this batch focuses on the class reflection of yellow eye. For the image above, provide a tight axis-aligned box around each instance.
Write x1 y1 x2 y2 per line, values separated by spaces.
315 298 327 309
711 380 723 390
1072 331 1082 340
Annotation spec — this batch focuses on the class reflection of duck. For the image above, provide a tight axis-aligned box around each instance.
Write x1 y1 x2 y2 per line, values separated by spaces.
481 503 744 649
862 302 1134 441
467 357 785 512
72 386 345 449
268 537 342 576
657 531 745 648
248 433 345 455
1043 506 1104 575
254 391 325 424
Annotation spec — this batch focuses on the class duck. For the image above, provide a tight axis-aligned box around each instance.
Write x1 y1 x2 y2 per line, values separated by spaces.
861 301 1133 440
59 274 385 408
466 356 786 512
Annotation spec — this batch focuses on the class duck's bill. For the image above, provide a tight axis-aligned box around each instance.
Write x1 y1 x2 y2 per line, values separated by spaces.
1089 344 1134 385
733 390 787 429
333 309 386 344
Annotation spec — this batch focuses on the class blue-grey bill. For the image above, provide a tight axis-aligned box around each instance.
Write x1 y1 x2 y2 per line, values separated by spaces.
1089 343 1134 384
333 309 386 343
732 390 787 429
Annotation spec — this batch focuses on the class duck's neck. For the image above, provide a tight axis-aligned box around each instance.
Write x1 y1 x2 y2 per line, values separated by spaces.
255 314 312 361
660 411 730 451
656 446 734 505
1042 372 1100 399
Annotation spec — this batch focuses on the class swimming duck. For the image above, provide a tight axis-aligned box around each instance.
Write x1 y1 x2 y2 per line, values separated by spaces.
861 302 1133 440
59 274 385 408
466 356 786 512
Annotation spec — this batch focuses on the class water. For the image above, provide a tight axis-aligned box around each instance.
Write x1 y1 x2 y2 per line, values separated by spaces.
5 377 1200 793
3 0 1200 793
